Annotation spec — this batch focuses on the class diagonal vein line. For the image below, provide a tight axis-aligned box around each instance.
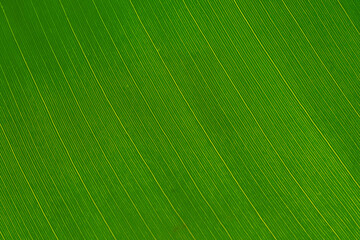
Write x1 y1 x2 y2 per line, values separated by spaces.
263 0 360 212
198 0 360 231
0 3 116 239
9 61 103 239
57 0 194 239
166 3 306 238
0 123 59 240
90 0 234 238
232 0 360 203
182 0 342 238
130 0 277 239
0 165 31 240
31 2 156 238
1 64 87 238
86 4 214 240
336 0 360 36
306 0 360 84
281 0 360 120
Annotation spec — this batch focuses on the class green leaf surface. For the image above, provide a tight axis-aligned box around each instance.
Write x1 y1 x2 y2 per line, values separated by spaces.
1 0 360 239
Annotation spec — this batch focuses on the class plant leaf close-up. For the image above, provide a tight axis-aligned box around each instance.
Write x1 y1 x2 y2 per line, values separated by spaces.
1 0 360 239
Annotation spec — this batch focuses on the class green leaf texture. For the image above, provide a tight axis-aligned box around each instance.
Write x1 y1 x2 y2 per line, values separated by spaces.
1 0 360 239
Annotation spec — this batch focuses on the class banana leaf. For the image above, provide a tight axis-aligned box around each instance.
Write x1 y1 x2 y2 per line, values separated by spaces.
1 0 360 239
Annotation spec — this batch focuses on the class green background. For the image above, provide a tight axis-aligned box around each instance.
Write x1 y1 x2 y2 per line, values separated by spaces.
1 0 360 239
